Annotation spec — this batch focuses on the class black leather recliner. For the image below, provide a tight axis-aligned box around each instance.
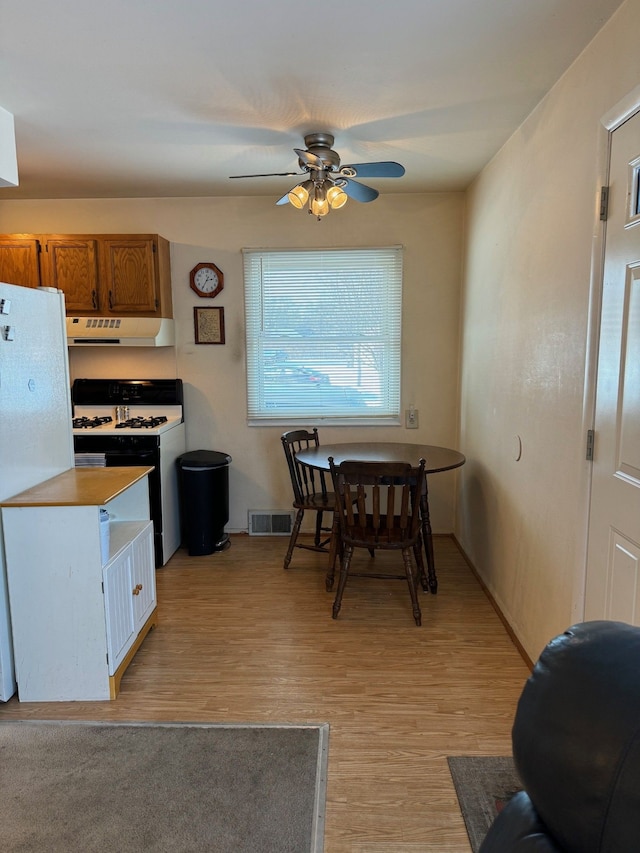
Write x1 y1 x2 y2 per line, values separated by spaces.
479 620 640 852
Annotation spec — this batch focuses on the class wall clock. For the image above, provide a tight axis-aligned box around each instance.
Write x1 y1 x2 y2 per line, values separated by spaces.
190 262 224 298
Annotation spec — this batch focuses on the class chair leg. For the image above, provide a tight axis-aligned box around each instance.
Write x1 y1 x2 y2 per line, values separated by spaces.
325 510 340 591
402 548 422 626
314 510 324 547
420 488 438 594
284 508 304 569
414 537 428 592
332 544 353 619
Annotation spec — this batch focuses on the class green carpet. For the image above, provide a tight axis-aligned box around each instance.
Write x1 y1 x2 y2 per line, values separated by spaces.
0 720 329 852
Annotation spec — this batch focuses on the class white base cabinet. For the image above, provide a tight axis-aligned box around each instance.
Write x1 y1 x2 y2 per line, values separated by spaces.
1 468 157 701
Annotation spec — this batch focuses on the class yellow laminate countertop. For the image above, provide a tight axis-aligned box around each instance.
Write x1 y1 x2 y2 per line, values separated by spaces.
0 466 154 508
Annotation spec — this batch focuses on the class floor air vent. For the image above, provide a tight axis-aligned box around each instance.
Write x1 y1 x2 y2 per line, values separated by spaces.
248 510 295 536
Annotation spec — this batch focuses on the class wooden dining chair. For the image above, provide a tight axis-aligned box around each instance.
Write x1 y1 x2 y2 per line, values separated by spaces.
328 457 427 626
281 429 338 569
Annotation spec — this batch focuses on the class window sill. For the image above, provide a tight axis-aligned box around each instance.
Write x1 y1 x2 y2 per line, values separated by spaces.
247 416 402 427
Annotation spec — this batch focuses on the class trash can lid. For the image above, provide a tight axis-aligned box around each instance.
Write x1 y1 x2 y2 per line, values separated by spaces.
178 450 232 468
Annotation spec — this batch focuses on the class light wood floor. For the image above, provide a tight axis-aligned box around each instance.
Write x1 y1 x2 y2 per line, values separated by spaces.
0 533 530 852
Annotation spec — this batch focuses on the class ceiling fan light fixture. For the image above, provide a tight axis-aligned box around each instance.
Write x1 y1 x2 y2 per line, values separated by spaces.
310 197 329 217
287 180 312 209
310 184 329 218
326 183 348 209
231 131 405 220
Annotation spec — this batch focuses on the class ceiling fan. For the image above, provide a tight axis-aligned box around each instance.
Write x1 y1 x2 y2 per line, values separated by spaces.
229 132 405 219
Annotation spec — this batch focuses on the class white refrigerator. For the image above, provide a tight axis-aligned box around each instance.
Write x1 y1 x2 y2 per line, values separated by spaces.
0 282 74 700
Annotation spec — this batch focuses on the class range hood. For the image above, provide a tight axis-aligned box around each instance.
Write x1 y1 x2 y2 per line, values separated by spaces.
67 316 175 347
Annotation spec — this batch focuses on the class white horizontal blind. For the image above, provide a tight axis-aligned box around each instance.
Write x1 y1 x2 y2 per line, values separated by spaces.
244 246 402 423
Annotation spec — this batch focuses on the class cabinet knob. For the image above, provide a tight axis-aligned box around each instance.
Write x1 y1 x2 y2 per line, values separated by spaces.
132 584 143 596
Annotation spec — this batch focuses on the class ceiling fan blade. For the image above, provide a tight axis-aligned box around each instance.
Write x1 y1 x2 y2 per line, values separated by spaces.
293 148 324 170
276 192 291 205
341 178 379 203
229 171 302 179
341 161 405 178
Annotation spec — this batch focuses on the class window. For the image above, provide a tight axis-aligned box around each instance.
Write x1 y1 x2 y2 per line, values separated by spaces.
243 246 402 424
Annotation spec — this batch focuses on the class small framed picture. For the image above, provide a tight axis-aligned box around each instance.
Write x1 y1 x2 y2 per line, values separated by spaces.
194 306 225 344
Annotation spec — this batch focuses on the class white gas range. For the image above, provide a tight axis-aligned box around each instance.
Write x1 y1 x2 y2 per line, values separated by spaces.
72 408 184 437
72 379 186 566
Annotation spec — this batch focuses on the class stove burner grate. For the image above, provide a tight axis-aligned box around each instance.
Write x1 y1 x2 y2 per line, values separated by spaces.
73 416 114 429
115 416 169 430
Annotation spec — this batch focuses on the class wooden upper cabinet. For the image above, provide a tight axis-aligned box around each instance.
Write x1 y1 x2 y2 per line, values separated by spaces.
102 238 158 314
0 233 173 318
41 237 100 312
0 236 41 288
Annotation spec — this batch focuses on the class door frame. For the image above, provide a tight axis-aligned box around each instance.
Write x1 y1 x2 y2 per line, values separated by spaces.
576 82 640 622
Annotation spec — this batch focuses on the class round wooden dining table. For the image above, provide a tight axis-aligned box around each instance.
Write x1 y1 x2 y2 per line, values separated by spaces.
295 442 465 594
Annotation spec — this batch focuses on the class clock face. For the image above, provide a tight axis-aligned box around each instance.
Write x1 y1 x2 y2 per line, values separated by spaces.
190 262 223 298
194 266 218 292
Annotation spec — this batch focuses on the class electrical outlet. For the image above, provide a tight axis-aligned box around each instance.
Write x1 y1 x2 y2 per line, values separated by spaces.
405 407 419 429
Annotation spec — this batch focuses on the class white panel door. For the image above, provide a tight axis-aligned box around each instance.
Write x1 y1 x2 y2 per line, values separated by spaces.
103 549 135 674
585 110 640 622
131 524 156 630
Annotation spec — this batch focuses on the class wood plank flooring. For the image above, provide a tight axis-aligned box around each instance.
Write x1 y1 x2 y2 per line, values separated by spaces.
0 534 531 852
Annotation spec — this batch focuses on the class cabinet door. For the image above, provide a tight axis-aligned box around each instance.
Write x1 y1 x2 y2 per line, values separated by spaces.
0 237 41 288
103 549 136 674
101 237 159 314
41 237 100 312
131 523 156 629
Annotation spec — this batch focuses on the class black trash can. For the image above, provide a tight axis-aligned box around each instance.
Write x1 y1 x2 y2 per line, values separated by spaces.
177 450 232 555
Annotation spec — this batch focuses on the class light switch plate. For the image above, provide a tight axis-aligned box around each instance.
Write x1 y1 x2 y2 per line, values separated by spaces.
405 408 419 429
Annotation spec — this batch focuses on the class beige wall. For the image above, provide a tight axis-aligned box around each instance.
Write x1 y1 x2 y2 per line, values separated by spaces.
0 193 464 534
458 0 640 660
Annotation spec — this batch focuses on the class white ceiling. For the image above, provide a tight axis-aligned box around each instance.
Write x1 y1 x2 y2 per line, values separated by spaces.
0 0 625 201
